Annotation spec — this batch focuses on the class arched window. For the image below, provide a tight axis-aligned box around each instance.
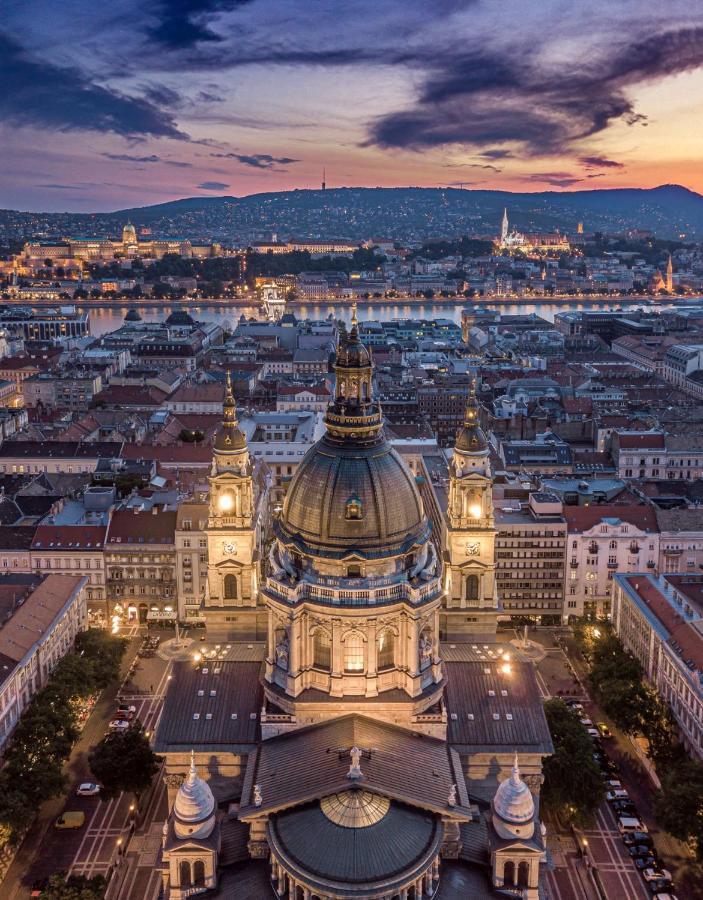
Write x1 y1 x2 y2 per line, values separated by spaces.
517 861 529 887
179 860 191 887
377 630 395 671
313 629 331 671
503 860 515 886
345 495 363 520
466 574 479 601
224 574 237 599
193 860 205 886
344 632 364 673
347 564 361 578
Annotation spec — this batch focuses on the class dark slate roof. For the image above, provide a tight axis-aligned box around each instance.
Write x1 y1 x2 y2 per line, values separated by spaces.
0 650 18 688
0 525 38 550
270 799 441 888
154 660 262 752
239 714 470 820
0 498 21 525
0 441 123 459
15 495 62 518
444 661 553 754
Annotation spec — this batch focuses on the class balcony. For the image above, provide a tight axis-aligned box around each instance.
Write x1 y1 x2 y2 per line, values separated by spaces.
588 544 599 554
570 561 579 569
629 544 640 555
264 572 443 608
607 560 618 569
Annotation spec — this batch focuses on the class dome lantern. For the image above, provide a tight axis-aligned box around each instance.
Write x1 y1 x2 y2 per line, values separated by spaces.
492 754 535 840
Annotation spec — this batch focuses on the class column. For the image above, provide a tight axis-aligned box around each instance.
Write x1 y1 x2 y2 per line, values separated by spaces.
415 877 424 898
432 857 440 882
399 888 408 900
424 869 433 895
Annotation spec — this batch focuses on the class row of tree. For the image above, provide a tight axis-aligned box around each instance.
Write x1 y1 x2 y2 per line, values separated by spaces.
541 699 605 824
578 621 703 858
0 630 126 846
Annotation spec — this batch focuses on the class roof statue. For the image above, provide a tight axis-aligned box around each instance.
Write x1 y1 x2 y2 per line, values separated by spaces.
348 745 363 780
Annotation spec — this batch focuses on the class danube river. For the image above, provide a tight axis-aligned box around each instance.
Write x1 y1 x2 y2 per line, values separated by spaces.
83 298 665 337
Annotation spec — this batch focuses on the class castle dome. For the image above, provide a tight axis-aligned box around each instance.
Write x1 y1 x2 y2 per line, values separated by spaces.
492 755 535 840
173 752 216 839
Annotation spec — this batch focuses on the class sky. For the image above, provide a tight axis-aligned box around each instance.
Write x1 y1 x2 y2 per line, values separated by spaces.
3 0 703 212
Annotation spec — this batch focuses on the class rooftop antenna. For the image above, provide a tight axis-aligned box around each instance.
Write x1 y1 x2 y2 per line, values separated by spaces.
322 167 326 191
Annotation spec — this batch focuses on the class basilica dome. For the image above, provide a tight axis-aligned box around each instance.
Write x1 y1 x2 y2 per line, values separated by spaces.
279 433 428 557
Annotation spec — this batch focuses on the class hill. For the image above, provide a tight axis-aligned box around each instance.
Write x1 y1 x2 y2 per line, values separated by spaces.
2 184 702 243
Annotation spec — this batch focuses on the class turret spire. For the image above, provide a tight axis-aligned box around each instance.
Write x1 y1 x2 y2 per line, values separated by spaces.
214 370 247 453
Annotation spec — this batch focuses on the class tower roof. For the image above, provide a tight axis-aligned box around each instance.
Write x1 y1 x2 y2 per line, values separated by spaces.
454 383 488 454
493 754 534 825
174 751 215 825
213 371 247 453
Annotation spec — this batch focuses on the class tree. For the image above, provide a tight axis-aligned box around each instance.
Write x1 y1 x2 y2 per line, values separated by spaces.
542 699 604 824
654 758 703 860
89 722 161 800
75 629 127 689
39 873 107 899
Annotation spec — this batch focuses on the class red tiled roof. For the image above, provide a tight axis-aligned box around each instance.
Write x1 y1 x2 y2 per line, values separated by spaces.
169 383 224 402
277 383 330 397
616 432 665 449
563 397 593 415
564 504 658 534
106 507 177 545
32 525 106 550
623 576 703 673
93 385 168 407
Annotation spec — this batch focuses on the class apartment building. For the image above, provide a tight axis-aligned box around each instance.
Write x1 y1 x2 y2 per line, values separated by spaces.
0 574 88 747
175 502 209 622
612 573 703 762
564 506 659 618
494 492 567 624
656 509 703 575
30 526 107 618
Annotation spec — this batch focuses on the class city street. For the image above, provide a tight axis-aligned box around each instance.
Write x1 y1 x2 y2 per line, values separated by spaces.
1 626 174 900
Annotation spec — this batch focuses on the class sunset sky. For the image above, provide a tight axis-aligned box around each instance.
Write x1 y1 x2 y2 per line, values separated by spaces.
3 0 703 211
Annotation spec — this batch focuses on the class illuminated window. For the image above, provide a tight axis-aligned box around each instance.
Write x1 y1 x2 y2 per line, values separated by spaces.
313 629 331 670
344 632 364 673
377 630 395 671
345 495 363 520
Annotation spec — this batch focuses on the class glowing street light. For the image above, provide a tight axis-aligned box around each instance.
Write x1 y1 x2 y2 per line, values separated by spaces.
193 651 202 664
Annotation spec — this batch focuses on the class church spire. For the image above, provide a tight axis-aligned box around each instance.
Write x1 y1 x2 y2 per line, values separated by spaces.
455 380 488 454
214 370 247 453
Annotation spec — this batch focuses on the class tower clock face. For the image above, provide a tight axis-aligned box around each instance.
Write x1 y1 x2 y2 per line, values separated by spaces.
223 541 237 556
466 541 480 556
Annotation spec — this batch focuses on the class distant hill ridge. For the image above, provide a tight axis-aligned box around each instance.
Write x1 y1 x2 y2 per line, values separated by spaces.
3 184 702 241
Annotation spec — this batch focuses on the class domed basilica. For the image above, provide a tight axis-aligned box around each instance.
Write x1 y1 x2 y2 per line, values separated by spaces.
157 317 551 899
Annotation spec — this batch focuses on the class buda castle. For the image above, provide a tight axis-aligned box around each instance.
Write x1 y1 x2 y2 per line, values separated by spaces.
155 313 552 899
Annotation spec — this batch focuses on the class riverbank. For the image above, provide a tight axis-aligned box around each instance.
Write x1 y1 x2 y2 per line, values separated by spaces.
2 293 665 311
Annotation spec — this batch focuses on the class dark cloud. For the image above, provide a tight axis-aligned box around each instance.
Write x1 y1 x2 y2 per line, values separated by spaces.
0 32 186 139
147 1 253 49
479 149 513 160
369 27 703 154
586 173 606 178
526 173 583 188
579 155 625 169
198 180 229 190
210 152 299 169
102 153 192 167
37 183 82 190
445 161 501 172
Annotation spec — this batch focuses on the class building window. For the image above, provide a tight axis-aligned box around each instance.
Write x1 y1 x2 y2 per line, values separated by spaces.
179 861 191 887
313 629 331 671
223 574 237 600
344 632 364 673
193 860 205 886
466 574 479 601
377 630 395 671
345 495 363 520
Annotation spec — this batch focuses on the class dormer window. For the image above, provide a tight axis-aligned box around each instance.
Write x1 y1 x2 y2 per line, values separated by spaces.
345 495 363 520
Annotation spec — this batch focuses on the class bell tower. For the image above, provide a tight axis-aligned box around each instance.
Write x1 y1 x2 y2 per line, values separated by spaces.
205 373 266 637
443 384 499 639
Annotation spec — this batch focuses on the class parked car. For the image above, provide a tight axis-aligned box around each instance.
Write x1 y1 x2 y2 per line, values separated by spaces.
635 856 659 871
622 831 652 847
612 801 639 816
109 719 130 732
628 844 656 859
116 709 135 720
642 869 672 883
651 894 678 900
607 789 630 802
55 811 85 829
580 717 594 726
649 880 675 895
587 727 601 739
116 704 136 715
597 722 613 738
77 782 101 796
618 816 647 834
604 779 623 789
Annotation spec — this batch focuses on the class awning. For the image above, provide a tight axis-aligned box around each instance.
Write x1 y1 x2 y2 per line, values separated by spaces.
146 611 177 621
